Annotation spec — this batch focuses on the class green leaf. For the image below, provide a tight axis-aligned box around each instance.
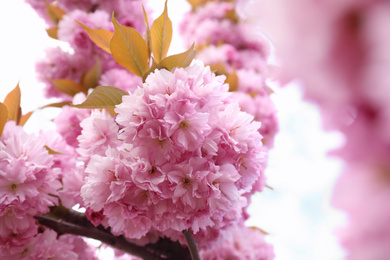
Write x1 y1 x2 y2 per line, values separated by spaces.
82 59 102 90
0 102 8 138
3 83 21 123
159 43 196 71
150 0 172 63
76 21 113 54
111 14 149 77
142 5 152 59
51 79 86 97
19 111 33 127
72 86 128 109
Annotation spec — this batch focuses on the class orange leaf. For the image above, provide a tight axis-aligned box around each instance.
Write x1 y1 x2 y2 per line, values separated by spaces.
44 145 63 155
3 83 21 123
51 79 86 97
150 0 172 63
72 86 128 109
187 0 213 10
159 43 196 71
249 226 269 235
142 5 152 59
142 58 164 82
82 59 102 90
40 101 72 109
0 102 8 138
76 21 113 54
44 3 66 25
209 62 228 75
104 108 117 117
19 111 33 127
226 70 239 92
110 14 149 77
46 27 59 40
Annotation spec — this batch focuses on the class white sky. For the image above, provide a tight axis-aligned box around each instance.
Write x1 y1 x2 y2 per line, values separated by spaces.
0 1 346 259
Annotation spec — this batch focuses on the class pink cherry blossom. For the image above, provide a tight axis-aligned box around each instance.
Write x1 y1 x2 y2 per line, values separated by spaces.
200 224 275 260
81 61 267 244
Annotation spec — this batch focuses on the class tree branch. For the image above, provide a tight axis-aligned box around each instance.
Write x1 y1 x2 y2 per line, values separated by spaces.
182 229 201 260
35 207 191 260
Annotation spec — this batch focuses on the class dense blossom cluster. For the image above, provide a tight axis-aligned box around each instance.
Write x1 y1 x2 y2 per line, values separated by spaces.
80 61 267 245
180 1 278 148
0 122 96 259
200 224 274 260
0 0 278 258
249 0 390 257
26 0 147 31
27 0 146 100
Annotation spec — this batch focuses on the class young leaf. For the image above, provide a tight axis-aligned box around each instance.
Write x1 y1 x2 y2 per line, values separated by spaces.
82 59 102 90
159 43 196 71
209 62 228 75
225 9 239 23
142 58 164 82
105 108 117 117
40 101 72 109
142 5 152 59
3 84 21 123
226 70 238 92
72 86 128 109
187 0 212 9
0 102 8 138
249 226 269 235
150 0 172 63
111 14 149 77
46 27 59 40
44 3 66 25
19 111 33 127
44 145 63 155
76 21 113 54
51 79 86 97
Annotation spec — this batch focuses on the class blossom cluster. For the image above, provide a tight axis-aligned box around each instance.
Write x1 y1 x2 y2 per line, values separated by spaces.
80 61 267 247
180 0 278 148
251 0 390 257
0 0 277 258
26 0 145 100
0 121 96 259
200 224 275 260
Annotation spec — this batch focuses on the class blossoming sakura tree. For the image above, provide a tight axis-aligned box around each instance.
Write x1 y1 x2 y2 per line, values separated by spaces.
1 0 389 259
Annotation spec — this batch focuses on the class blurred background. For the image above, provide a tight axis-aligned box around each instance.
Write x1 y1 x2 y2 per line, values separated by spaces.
0 1 346 259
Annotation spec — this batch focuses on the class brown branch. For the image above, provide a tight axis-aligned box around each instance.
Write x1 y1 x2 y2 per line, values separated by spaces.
35 207 191 260
182 229 201 260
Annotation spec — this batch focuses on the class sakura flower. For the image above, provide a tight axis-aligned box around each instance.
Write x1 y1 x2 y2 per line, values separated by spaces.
0 122 61 252
332 164 390 260
35 47 93 100
54 93 91 148
81 61 267 245
200 224 275 260
99 68 142 93
77 109 119 163
58 10 113 51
